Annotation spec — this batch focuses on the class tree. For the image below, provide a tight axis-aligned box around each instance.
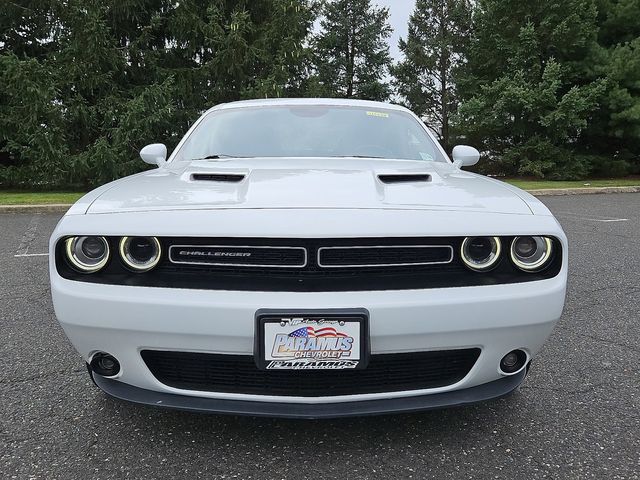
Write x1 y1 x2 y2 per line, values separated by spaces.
312 0 392 100
392 0 472 149
0 0 318 188
456 0 606 179
581 0 640 175
0 0 65 183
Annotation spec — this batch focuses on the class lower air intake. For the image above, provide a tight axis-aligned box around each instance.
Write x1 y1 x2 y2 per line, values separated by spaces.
141 349 480 397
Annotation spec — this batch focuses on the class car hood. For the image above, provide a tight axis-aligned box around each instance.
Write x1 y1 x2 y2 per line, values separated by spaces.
85 158 533 215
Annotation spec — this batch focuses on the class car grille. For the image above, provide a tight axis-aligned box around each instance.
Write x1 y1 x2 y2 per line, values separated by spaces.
168 242 452 269
56 236 563 291
140 349 481 397
169 245 307 267
317 245 452 267
154 237 469 291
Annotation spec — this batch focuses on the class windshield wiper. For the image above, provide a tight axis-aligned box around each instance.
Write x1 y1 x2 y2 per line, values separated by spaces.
192 154 252 160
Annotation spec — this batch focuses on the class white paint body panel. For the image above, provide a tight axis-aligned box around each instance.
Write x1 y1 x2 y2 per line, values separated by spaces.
50 98 568 406
84 158 535 215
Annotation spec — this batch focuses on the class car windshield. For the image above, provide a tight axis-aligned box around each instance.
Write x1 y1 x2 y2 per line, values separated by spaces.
174 105 448 163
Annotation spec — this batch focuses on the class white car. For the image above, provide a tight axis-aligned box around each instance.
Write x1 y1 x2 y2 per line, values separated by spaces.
50 98 567 418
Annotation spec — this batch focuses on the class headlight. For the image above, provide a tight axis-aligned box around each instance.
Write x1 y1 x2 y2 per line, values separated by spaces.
65 236 110 273
119 236 161 272
510 236 553 271
460 236 501 271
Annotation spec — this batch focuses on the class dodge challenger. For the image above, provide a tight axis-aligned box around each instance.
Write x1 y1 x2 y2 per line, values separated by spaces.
50 98 567 418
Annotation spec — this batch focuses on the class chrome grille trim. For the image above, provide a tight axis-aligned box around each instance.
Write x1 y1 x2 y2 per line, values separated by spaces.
168 245 308 268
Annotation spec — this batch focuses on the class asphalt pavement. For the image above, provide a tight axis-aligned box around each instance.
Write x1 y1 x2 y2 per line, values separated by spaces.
1 193 638 479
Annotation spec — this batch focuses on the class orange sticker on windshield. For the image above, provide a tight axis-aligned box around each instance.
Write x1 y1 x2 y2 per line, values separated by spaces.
366 111 389 118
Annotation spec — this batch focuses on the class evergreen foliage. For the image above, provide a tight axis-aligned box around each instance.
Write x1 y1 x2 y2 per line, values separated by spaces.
0 0 316 187
454 0 608 178
1 0 639 186
392 0 472 149
310 0 393 100
583 0 640 176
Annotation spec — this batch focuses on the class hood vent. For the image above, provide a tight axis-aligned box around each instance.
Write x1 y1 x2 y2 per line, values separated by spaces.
377 174 431 184
191 173 245 183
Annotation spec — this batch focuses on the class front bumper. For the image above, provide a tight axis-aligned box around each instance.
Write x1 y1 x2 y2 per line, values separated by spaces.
52 269 565 412
92 367 527 418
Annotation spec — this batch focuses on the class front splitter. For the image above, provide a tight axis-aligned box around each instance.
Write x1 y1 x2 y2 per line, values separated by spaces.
92 370 526 419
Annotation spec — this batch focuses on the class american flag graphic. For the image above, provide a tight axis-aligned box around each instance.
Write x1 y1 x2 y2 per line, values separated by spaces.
289 326 347 338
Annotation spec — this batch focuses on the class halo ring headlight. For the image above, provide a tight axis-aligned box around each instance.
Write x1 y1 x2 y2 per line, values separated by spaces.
119 236 161 272
65 236 110 273
511 236 553 271
460 236 502 271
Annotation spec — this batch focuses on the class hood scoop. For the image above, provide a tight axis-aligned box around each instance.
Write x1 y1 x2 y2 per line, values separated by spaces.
377 173 431 184
191 173 246 183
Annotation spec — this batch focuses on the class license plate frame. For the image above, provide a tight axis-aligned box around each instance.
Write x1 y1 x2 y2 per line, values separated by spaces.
254 309 370 371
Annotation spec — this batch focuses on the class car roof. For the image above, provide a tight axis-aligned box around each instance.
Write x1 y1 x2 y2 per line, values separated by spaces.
206 98 411 114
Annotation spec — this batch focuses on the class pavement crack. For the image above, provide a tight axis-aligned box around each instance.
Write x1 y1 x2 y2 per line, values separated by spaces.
14 214 42 256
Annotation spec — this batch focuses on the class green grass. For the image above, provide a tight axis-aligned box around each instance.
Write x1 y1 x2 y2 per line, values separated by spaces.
503 178 640 190
1 177 639 205
0 191 85 205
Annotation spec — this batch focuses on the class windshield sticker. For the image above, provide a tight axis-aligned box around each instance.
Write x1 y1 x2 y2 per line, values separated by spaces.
366 111 389 118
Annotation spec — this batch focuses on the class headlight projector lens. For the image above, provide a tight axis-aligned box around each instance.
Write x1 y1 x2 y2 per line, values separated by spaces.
119 236 161 272
511 236 553 271
65 236 110 273
460 236 502 271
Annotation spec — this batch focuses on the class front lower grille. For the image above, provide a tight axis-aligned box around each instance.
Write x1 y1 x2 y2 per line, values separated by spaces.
140 349 481 397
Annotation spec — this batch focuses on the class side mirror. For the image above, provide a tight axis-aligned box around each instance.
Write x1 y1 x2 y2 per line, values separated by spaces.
452 145 480 168
140 143 167 168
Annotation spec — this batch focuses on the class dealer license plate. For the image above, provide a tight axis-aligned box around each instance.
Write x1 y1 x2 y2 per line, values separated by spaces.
255 310 369 370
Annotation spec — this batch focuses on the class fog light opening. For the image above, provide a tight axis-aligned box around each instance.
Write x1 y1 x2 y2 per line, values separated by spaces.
499 349 527 374
90 352 121 377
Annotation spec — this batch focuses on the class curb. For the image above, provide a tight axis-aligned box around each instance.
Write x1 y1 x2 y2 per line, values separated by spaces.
0 186 638 213
0 204 71 213
528 185 640 196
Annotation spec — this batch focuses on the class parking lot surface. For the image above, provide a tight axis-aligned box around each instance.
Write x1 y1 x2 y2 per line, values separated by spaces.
1 193 638 479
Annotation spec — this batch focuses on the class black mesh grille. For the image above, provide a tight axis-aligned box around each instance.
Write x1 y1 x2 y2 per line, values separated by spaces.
153 237 472 291
169 245 306 267
319 245 452 267
140 349 481 397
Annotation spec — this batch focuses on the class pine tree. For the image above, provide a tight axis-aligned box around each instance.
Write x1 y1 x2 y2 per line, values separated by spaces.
392 0 472 149
582 0 640 175
456 0 606 179
312 0 392 100
0 1 68 186
0 0 318 188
